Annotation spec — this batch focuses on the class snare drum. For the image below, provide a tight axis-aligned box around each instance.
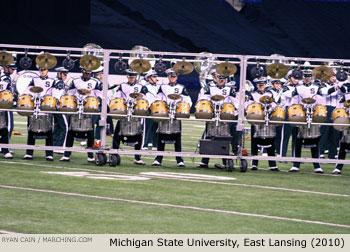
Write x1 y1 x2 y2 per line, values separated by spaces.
246 103 264 124
220 103 235 120
312 105 327 123
254 124 276 138
0 112 6 129
158 120 181 134
298 125 321 139
134 99 149 116
288 104 306 123
59 95 77 112
84 96 100 112
41 95 57 111
332 108 350 131
206 122 231 137
0 90 14 109
109 98 127 119
119 118 143 136
70 115 93 132
270 106 285 124
151 101 168 122
195 100 213 119
28 115 52 133
17 94 34 116
176 102 190 118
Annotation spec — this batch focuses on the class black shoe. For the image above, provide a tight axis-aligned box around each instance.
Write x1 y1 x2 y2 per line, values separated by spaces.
269 167 280 172
214 163 225 169
46 156 54 161
22 155 33 160
332 168 341 175
197 162 208 168
314 168 324 174
152 160 161 166
251 166 258 170
177 162 185 167
59 156 70 162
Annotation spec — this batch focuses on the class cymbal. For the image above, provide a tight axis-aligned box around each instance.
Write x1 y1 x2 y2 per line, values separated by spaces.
29 86 43 93
80 54 100 71
173 61 194 75
77 89 91 96
312 66 333 81
129 92 143 99
130 59 151 73
167 93 181 100
259 96 274 104
35 52 57 69
301 97 316 104
0 52 14 66
211 94 225 102
216 62 237 76
266 63 288 79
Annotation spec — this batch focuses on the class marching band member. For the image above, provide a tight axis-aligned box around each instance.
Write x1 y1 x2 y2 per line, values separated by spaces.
319 70 343 159
22 66 56 161
142 71 160 150
0 73 14 159
59 67 102 162
197 73 238 168
246 77 279 171
289 70 324 173
279 71 300 160
151 68 192 167
205 69 220 87
110 69 148 165
266 78 285 156
332 84 350 174
52 67 69 152
3 60 18 142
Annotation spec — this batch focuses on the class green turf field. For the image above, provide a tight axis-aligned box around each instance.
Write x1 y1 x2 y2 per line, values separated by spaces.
0 114 349 234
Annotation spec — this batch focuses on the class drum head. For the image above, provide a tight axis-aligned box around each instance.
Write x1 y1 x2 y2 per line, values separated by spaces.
334 117 350 131
15 71 39 95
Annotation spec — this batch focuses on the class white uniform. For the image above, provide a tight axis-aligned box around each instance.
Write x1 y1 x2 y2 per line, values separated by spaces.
198 85 238 108
25 76 56 98
67 76 102 99
156 83 192 107
281 82 300 107
0 75 11 129
267 87 283 105
0 75 11 92
320 81 343 107
145 82 160 105
246 89 276 109
291 82 323 105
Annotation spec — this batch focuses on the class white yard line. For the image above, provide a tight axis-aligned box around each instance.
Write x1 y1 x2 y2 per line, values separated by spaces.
0 184 349 229
0 161 349 197
0 230 21 234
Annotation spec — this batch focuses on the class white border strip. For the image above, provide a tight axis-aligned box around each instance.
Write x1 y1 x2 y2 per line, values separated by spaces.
1 185 349 229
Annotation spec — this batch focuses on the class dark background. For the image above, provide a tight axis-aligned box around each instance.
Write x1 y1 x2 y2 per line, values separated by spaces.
1 0 349 98
1 0 349 58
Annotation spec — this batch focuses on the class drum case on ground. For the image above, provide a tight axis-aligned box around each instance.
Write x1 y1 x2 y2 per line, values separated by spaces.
199 139 230 155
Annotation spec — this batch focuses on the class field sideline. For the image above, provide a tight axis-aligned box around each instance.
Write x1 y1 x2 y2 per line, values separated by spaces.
0 115 349 233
